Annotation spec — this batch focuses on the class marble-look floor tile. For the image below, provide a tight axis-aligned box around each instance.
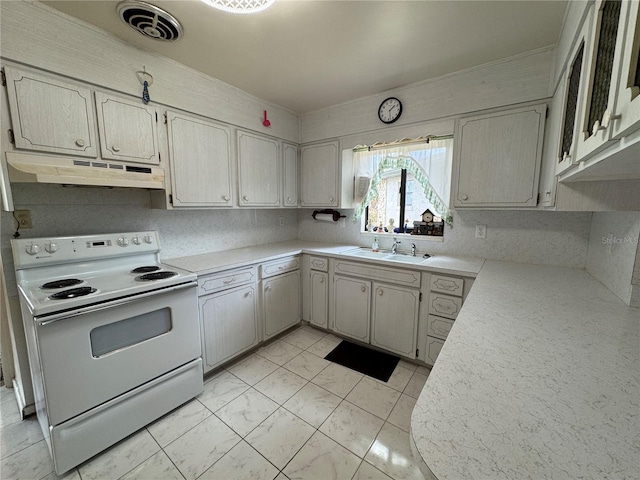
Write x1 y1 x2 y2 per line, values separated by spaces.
397 360 418 372
164 415 240 480
283 351 330 380
364 422 424 480
119 451 183 480
352 461 393 480
403 372 429 399
198 370 249 412
274 473 290 480
281 329 324 350
346 377 401 420
311 363 362 398
300 325 329 338
245 408 314 470
78 429 160 480
254 368 307 405
306 334 342 358
227 355 280 386
199 440 278 480
215 388 278 437
319 401 384 458
415 365 431 376
0 439 54 480
0 395 21 429
283 431 360 480
147 399 211 447
257 340 303 366
283 383 341 428
374 365 414 392
40 468 81 480
0 415 43 459
387 394 417 433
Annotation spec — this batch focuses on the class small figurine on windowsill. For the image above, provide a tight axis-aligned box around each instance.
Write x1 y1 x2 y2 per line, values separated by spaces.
388 218 395 233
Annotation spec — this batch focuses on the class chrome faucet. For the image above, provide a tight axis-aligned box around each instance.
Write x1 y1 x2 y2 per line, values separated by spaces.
411 243 416 256
391 238 400 254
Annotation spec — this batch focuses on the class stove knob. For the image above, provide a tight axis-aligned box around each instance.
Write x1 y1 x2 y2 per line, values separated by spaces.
45 242 58 253
143 235 153 244
132 236 141 245
117 236 129 247
25 243 40 255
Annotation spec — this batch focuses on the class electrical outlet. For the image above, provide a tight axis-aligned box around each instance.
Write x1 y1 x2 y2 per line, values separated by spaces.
279 217 284 227
475 224 486 239
15 209 33 229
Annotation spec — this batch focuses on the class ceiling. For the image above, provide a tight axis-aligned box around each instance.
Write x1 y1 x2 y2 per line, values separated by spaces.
42 0 568 114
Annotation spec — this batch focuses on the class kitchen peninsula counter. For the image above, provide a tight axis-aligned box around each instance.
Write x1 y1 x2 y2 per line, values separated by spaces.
410 260 640 480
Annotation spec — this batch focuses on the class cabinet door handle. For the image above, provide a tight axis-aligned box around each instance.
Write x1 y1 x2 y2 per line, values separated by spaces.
461 194 469 201
361 285 366 292
246 291 253 297
378 289 383 296
278 266 285 270
329 196 334 202
265 285 271 291
243 195 249 202
75 139 85 147
287 197 293 203
223 195 230 201
112 145 120 152
319 277 324 283
223 278 236 284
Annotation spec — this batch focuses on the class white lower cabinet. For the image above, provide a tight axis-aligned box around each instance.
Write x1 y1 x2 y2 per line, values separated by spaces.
371 282 420 358
333 276 371 343
262 268 301 340
199 281 259 374
309 271 329 329
425 336 445 365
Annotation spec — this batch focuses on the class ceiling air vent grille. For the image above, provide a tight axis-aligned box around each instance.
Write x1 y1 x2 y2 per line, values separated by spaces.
117 1 183 41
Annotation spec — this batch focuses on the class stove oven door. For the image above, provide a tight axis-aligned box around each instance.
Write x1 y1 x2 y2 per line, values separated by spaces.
34 282 200 426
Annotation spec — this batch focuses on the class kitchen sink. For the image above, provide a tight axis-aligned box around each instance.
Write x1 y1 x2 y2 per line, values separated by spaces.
343 248 428 265
383 254 428 265
342 248 391 259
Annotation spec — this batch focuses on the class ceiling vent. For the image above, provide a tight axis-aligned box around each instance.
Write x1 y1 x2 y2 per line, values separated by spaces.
117 1 183 41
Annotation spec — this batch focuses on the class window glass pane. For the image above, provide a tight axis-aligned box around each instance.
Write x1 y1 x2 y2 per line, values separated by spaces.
368 168 401 231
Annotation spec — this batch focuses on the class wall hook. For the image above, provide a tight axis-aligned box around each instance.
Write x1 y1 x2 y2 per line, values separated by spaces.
136 66 154 86
263 110 271 127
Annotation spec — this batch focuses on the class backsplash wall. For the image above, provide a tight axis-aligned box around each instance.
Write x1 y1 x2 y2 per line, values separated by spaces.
1 185 298 296
297 208 593 269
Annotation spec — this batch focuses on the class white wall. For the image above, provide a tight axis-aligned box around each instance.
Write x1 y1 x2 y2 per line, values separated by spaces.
298 208 593 269
586 212 640 306
1 185 298 296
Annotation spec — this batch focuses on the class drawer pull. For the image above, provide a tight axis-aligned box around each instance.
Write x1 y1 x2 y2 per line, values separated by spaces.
279 266 285 270
265 285 271 291
361 285 366 293
112 145 120 152
223 278 236 284
378 289 383 296
243 195 249 202
75 139 85 147
223 195 230 201
246 291 253 297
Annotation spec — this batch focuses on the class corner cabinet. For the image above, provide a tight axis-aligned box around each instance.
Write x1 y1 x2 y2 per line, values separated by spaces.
261 256 301 340
453 103 546 208
94 92 159 165
3 67 98 157
300 141 339 207
237 130 280 207
166 111 233 208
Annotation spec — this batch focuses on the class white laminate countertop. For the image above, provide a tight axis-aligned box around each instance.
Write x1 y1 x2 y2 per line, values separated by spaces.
164 240 485 277
410 261 640 480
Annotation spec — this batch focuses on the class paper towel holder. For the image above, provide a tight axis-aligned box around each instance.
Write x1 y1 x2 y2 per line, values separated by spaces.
312 209 345 222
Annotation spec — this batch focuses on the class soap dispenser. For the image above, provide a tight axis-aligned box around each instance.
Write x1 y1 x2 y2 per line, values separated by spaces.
372 236 379 252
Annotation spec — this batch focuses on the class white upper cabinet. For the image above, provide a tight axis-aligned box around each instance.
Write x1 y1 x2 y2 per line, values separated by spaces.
283 142 299 207
237 130 280 207
300 141 339 207
4 67 97 157
95 92 159 165
453 103 546 208
611 0 640 139
166 111 233 208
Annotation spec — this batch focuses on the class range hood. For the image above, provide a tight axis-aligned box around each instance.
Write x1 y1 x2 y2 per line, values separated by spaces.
5 152 165 189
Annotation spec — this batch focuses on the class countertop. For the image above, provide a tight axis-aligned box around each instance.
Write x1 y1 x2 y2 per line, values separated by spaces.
410 261 640 480
164 240 484 277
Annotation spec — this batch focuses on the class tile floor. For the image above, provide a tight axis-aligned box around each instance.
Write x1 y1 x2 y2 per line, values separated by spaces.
0 325 431 480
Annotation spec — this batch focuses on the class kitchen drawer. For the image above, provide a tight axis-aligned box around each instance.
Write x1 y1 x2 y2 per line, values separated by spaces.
333 260 421 288
309 256 328 272
430 275 464 297
428 293 462 319
426 315 455 341
261 256 300 278
198 267 257 295
426 336 445 365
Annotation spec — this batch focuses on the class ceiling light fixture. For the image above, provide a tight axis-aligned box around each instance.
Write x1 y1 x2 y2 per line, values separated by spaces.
200 0 275 14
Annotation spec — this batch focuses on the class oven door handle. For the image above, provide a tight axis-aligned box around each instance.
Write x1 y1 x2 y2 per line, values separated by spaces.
35 282 197 326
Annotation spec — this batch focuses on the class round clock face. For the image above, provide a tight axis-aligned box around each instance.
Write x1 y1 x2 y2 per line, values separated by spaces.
378 97 402 124
423 212 434 222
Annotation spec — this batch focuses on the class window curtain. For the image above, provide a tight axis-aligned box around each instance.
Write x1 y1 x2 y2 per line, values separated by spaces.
353 138 453 225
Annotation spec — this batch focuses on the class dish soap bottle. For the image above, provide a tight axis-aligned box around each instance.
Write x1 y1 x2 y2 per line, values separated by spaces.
372 236 379 252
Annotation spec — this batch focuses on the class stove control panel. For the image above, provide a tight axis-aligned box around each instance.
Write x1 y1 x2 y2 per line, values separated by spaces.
12 231 160 268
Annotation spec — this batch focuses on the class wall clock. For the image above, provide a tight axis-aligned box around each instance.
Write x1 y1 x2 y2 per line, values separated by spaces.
378 97 402 124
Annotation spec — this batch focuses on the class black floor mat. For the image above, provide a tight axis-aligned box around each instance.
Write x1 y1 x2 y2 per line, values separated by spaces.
324 340 400 382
